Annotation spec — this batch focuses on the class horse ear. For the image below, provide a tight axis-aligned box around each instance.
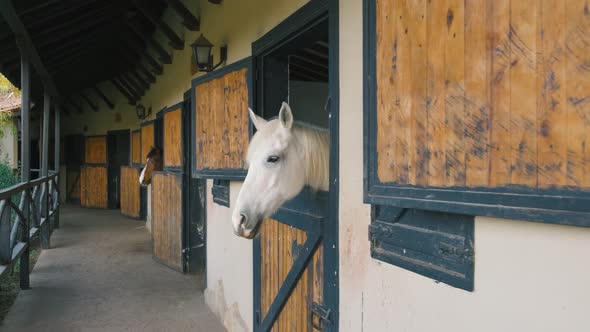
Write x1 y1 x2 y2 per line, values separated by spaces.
249 107 267 130
279 102 293 129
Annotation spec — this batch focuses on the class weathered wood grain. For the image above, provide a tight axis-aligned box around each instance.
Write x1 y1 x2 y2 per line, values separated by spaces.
151 172 183 271
565 0 589 187
80 165 107 209
120 166 140 218
375 0 590 190
464 0 491 186
376 0 398 182
259 218 321 331
131 130 141 164
489 0 512 187
164 108 183 167
141 123 154 164
195 68 249 171
84 136 107 164
426 0 447 187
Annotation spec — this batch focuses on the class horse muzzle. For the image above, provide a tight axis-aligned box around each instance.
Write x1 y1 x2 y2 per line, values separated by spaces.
233 213 262 239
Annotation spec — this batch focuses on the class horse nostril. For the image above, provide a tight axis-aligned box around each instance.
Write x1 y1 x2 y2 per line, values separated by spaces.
239 214 247 228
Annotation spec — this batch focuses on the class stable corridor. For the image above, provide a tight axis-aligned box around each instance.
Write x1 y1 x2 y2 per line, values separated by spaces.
0 205 224 332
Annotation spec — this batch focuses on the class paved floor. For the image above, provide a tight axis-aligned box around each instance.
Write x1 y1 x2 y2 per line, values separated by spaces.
1 205 225 332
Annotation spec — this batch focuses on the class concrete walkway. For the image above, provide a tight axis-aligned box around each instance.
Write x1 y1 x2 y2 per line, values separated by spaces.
1 205 225 332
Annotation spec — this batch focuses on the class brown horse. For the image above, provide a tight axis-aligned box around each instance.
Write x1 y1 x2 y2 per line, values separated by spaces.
139 146 163 186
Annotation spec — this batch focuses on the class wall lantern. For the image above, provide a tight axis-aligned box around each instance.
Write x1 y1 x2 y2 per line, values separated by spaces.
191 34 227 72
136 103 152 120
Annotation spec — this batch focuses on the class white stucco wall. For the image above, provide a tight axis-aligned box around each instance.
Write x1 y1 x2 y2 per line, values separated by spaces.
338 1 590 332
204 180 251 332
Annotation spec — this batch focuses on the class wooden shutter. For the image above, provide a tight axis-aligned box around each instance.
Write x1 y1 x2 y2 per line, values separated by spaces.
191 58 251 179
84 136 106 164
131 130 141 165
364 0 590 226
163 104 183 168
140 121 155 165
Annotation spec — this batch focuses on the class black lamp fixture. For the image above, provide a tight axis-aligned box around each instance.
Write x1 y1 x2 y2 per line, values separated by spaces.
191 34 227 72
135 103 152 120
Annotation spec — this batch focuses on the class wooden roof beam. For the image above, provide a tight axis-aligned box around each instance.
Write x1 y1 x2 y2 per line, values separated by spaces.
93 86 114 110
66 98 83 114
0 0 59 97
122 46 163 75
80 92 98 112
127 22 172 64
119 74 144 98
163 0 200 31
131 0 184 50
110 79 137 105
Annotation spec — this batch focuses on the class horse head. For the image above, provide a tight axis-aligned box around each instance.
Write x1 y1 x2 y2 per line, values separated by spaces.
232 102 329 239
139 146 163 186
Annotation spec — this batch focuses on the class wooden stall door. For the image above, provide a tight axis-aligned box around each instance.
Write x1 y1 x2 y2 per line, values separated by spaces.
255 190 328 332
151 172 185 272
120 166 144 219
80 166 108 208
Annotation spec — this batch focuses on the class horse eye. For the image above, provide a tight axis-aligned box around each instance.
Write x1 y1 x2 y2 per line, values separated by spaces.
266 155 280 163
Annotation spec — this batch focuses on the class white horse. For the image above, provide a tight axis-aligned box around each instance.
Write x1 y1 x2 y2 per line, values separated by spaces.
232 102 329 239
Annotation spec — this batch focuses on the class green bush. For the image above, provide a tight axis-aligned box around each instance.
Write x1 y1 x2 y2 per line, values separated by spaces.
0 161 18 190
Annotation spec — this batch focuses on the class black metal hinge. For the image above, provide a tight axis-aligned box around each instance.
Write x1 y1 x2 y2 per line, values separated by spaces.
311 302 331 330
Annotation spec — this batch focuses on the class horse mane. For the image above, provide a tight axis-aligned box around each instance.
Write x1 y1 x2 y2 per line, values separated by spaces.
146 146 161 159
292 122 330 191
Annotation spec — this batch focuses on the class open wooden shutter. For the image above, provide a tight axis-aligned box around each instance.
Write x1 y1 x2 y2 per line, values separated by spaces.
131 129 141 165
191 58 252 179
163 103 183 169
364 0 590 227
140 121 155 165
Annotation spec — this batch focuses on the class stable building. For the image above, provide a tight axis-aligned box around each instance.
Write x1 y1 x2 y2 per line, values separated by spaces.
1 0 589 331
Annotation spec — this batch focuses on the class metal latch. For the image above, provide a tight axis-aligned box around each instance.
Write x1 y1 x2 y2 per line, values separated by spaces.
311 302 331 330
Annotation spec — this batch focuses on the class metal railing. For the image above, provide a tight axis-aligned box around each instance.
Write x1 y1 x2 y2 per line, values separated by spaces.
0 171 59 286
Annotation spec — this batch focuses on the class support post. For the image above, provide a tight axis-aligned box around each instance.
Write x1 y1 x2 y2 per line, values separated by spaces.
41 92 50 249
19 56 31 290
53 106 60 229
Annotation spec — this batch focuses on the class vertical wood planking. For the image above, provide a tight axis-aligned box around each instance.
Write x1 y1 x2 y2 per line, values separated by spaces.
132 131 141 164
141 124 154 164
84 136 107 164
120 166 140 218
374 0 589 190
444 0 466 186
509 0 538 186
195 69 250 172
376 0 398 182
80 166 107 208
565 0 589 187
489 0 512 187
426 0 447 187
311 242 323 332
538 0 567 187
395 0 412 184
164 108 183 167
151 173 183 271
409 0 428 185
464 0 491 186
